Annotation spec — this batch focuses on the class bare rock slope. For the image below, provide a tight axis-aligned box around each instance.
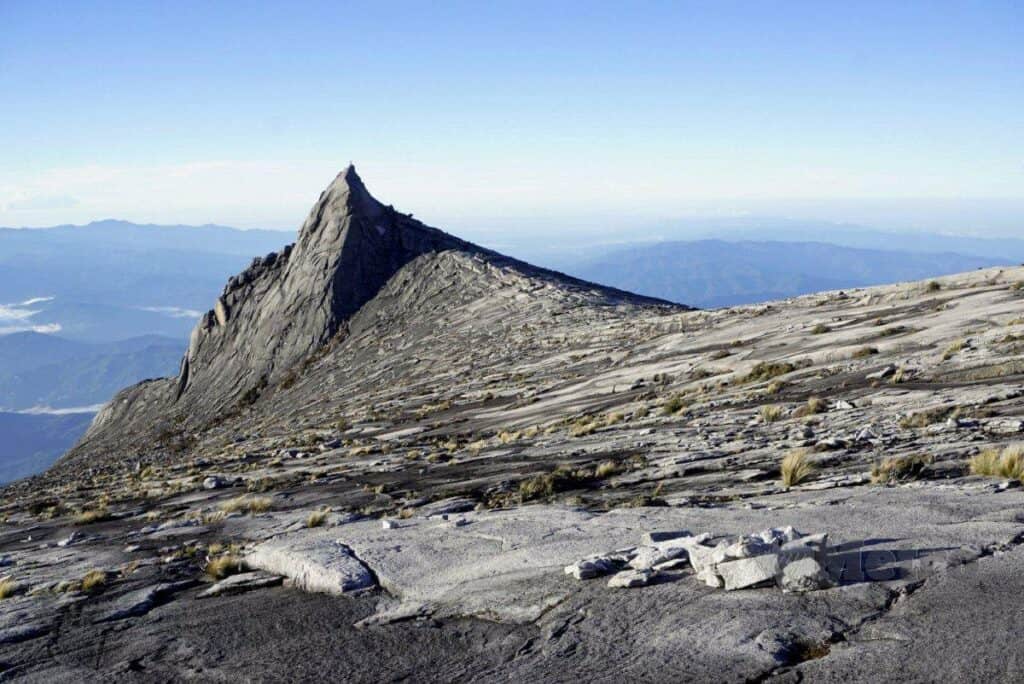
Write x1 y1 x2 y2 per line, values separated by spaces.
67 166 674 474
3 169 1024 682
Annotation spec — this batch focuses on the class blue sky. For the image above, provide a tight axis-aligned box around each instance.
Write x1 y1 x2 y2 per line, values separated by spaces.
1 1 1021 235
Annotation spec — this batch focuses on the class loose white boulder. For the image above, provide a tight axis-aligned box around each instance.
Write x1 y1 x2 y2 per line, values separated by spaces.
717 554 781 591
246 535 375 595
778 557 833 593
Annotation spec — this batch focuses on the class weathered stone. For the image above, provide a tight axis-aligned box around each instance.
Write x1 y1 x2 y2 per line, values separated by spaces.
565 556 621 580
607 568 655 588
778 557 833 593
197 571 283 598
867 365 896 380
717 554 781 590
246 535 375 595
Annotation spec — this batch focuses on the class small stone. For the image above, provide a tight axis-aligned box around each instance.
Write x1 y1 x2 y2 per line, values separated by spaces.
757 526 802 546
629 544 687 570
866 365 896 380
717 554 781 590
780 533 829 566
834 399 855 410
778 557 832 593
652 557 689 572
987 419 1024 435
564 556 622 580
607 568 655 588
56 532 79 547
855 426 877 443
203 476 227 490
197 571 283 598
723 536 777 560
381 519 398 530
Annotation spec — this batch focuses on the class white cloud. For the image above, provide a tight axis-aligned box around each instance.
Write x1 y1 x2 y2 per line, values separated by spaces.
0 323 61 335
18 403 103 415
138 306 203 319
0 297 59 335
4 194 79 211
17 296 54 306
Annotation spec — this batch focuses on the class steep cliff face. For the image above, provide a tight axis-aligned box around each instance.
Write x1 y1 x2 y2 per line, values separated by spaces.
176 165 481 415
65 166 676 471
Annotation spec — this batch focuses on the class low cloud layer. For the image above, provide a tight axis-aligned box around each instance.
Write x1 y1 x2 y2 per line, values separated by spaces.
0 297 60 335
138 306 203 319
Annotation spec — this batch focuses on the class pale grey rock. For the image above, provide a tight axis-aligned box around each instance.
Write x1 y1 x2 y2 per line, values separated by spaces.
203 475 232 490
565 556 621 580
607 568 655 588
778 557 833 593
245 534 375 595
197 571 283 598
628 543 687 570
780 533 829 566
756 526 803 546
867 365 896 380
56 532 78 547
717 554 781 591
985 419 1024 435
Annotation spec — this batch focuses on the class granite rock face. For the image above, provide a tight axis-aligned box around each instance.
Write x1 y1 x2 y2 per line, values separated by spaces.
66 166 673 472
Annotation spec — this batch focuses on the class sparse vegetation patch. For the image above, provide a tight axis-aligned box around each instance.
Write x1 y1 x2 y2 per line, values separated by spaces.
780 448 814 487
871 454 933 484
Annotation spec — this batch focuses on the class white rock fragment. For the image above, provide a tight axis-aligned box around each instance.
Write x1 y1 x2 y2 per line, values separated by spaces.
778 558 833 593
197 571 283 599
564 549 636 580
56 532 79 548
607 568 655 588
717 554 781 591
564 555 621 580
381 519 398 530
246 536 375 595
866 365 896 380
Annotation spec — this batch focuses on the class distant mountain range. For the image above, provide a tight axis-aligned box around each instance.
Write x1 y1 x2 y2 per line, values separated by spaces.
0 219 292 341
0 332 183 410
0 411 95 484
0 216 1018 483
563 239 1008 308
507 217 1024 272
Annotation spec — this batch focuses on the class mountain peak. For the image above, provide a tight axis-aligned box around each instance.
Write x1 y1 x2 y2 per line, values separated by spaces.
71 167 676 452
165 167 480 413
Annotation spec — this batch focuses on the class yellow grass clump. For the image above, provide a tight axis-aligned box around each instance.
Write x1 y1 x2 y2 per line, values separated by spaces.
780 449 814 487
970 444 1024 480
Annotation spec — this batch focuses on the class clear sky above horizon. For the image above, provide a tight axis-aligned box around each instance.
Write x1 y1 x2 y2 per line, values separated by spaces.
1 1 1021 236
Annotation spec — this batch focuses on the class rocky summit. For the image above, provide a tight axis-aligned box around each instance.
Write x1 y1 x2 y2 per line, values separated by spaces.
3 169 1024 682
